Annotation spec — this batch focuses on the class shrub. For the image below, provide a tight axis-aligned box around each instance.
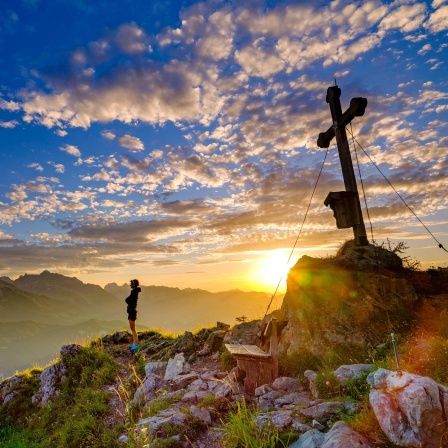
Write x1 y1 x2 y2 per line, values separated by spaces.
278 349 322 378
220 349 236 371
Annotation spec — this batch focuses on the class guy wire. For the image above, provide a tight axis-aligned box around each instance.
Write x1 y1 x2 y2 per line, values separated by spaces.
264 147 330 318
346 127 447 253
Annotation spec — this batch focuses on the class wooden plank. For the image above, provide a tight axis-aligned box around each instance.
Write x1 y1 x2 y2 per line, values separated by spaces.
225 343 271 359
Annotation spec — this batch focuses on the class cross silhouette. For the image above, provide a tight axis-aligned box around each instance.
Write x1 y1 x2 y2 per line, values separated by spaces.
317 86 369 246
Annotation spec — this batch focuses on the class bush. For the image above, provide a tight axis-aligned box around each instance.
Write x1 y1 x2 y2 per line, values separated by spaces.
278 349 322 378
220 349 236 371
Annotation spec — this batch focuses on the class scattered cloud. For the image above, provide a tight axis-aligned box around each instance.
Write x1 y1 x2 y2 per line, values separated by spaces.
0 120 19 128
118 135 144 151
418 43 432 54
48 161 65 173
27 163 44 171
60 144 81 157
425 5 448 32
0 0 447 286
101 130 116 140
0 98 20 111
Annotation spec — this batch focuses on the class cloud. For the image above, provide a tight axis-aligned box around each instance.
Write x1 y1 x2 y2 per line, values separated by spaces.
235 44 284 77
55 129 67 137
48 161 65 173
0 120 19 128
27 163 44 171
418 43 432 54
114 23 150 55
101 130 116 140
60 144 81 157
0 98 20 111
379 3 427 33
425 5 448 32
118 135 144 151
68 219 196 243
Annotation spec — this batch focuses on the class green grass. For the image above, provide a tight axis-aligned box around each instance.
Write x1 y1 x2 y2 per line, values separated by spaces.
0 340 122 448
314 368 373 401
219 399 294 448
278 349 322 378
0 426 43 448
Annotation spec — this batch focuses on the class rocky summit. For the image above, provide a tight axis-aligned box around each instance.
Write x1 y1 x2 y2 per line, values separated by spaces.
1 241 448 447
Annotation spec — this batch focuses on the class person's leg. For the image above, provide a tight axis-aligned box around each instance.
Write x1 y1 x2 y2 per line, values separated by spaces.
128 319 138 345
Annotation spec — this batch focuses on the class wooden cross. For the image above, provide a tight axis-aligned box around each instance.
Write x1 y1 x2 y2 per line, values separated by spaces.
317 86 369 246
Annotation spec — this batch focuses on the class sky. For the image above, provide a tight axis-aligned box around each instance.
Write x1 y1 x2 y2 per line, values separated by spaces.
0 0 447 293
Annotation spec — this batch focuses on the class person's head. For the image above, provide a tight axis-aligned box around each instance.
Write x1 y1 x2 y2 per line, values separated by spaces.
130 279 140 288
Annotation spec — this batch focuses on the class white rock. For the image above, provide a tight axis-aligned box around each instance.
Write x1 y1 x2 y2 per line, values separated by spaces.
368 368 448 447
164 353 187 381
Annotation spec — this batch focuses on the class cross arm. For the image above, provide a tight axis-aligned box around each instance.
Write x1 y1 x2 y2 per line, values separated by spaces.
317 97 368 148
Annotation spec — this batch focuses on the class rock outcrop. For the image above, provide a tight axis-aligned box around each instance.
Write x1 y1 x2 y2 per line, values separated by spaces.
280 242 417 359
368 368 448 447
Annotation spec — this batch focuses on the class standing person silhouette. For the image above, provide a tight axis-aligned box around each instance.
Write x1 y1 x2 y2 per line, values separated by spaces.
125 279 141 351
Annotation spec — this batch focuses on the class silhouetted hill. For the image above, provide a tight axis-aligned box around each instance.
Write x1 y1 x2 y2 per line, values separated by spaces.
13 271 122 321
1 273 277 376
0 279 87 325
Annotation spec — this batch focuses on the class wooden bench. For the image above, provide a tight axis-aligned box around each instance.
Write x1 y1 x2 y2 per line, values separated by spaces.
225 318 286 394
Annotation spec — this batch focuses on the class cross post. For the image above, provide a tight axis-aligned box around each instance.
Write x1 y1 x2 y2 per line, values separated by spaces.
317 86 369 246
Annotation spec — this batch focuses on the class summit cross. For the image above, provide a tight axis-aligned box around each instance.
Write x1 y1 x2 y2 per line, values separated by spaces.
317 86 369 246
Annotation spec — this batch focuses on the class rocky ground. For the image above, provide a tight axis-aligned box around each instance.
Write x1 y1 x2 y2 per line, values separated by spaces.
2 311 446 448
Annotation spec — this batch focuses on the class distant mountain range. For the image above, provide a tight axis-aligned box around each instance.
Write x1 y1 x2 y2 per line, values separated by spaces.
0 271 279 378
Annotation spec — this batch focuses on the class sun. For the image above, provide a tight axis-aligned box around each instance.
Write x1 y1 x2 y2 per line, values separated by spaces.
251 251 296 292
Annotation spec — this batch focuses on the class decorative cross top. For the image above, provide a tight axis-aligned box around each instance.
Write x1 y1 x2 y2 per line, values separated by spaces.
317 86 369 246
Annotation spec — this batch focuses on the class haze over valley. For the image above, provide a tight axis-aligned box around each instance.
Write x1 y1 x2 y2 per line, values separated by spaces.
0 271 277 377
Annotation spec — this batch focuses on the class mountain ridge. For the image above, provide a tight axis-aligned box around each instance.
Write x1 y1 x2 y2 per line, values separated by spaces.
1 271 276 377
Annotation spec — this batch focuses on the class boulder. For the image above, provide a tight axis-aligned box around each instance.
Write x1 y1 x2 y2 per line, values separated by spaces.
173 372 199 387
197 331 226 356
299 401 358 420
223 320 261 345
145 361 167 377
272 376 302 393
32 362 67 406
275 392 310 408
164 353 188 381
138 409 186 431
167 332 197 358
289 421 371 448
334 364 374 381
288 428 325 447
368 368 448 447
257 410 293 429
336 240 403 271
0 375 21 402
190 405 212 425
